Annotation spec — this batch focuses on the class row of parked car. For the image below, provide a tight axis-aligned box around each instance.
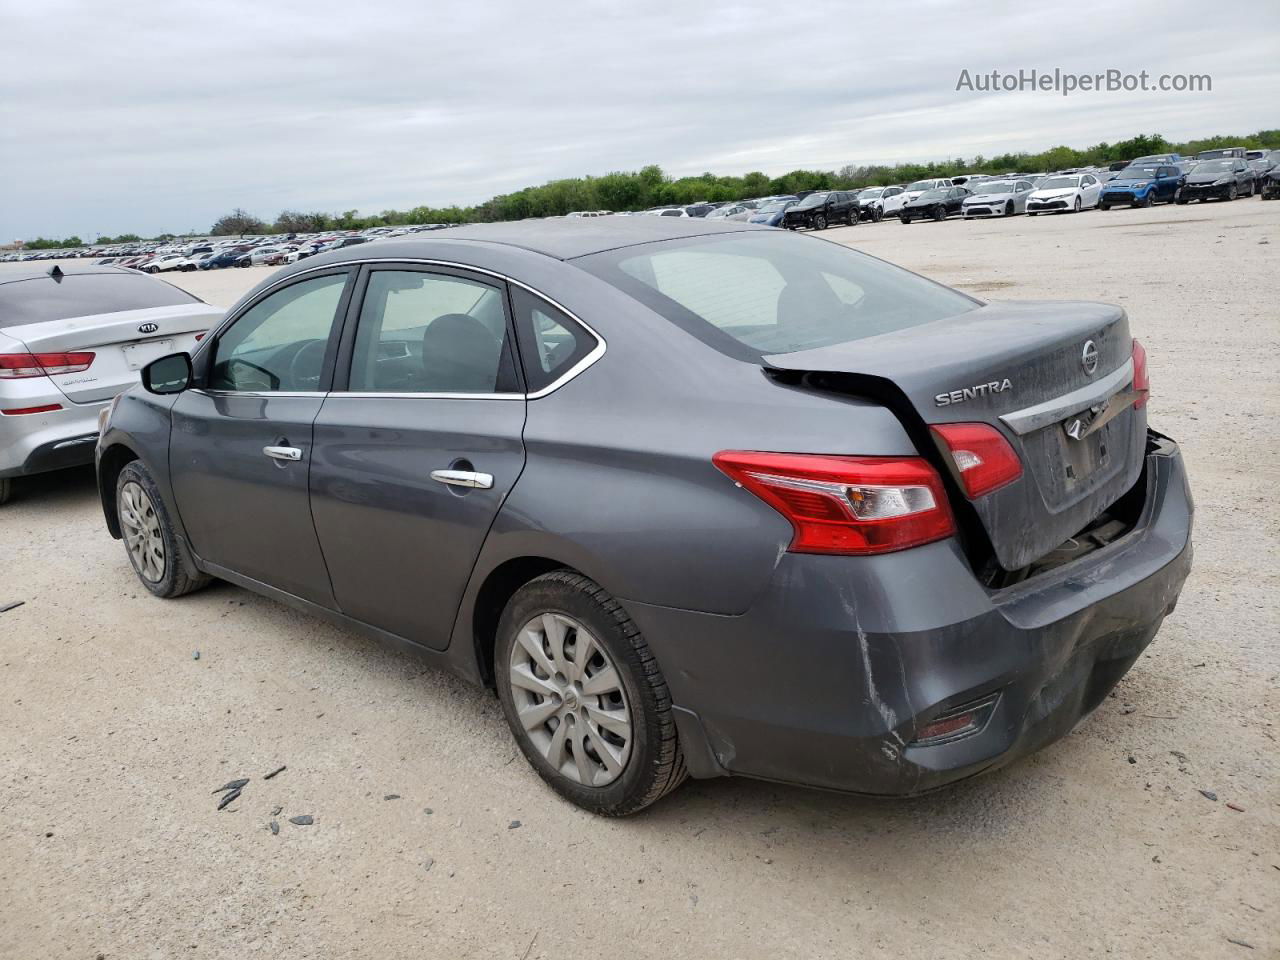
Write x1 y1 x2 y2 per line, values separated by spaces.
7 149 1277 266
3 223 456 270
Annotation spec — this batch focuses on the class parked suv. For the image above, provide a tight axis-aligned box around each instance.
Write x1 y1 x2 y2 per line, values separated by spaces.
1099 164 1185 208
781 191 859 230
96 220 1191 816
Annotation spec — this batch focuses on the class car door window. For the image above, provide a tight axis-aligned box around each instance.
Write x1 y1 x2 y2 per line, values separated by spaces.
511 287 599 393
347 269 517 394
209 273 348 392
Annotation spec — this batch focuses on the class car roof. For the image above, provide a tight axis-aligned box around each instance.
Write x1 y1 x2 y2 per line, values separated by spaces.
0 264 138 287
306 217 772 263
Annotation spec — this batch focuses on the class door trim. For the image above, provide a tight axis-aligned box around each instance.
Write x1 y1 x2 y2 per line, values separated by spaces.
211 257 607 400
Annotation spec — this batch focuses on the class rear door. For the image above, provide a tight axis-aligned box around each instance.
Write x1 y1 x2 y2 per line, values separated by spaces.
308 265 527 649
169 269 354 605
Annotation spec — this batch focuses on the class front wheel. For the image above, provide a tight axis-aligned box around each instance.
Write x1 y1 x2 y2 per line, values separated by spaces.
931 205 945 221
116 461 211 598
1073 196 1082 213
1005 200 1014 216
496 571 686 816
813 213 827 230
0 477 11 506
900 214 911 224
1099 202 1110 211
872 205 883 222
846 207 857 226
1227 184 1238 201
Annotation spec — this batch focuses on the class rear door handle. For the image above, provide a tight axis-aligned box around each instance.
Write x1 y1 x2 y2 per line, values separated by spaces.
430 469 493 490
263 445 303 462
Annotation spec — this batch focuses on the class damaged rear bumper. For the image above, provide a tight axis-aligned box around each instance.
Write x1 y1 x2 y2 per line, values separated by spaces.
625 431 1193 795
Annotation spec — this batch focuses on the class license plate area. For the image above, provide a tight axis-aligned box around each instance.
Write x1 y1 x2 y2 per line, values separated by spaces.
1058 417 1113 489
122 339 174 371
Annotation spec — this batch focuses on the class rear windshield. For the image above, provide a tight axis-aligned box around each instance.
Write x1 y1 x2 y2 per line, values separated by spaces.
0 272 200 328
577 232 978 358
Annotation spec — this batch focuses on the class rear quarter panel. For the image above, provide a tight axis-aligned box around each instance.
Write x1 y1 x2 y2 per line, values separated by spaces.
460 269 919 619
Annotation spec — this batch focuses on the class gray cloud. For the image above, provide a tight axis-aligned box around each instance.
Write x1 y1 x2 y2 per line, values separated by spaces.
2 0 1276 238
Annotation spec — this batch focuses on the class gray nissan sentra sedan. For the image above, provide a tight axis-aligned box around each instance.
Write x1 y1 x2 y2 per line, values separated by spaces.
95 218 1193 815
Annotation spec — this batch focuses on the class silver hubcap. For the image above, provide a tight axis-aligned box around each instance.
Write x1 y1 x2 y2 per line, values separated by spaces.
119 481 165 583
508 613 632 787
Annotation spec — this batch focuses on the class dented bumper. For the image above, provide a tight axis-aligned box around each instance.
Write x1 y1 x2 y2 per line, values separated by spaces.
624 432 1193 794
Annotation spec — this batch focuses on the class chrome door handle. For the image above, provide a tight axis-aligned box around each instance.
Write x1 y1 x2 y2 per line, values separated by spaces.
430 469 493 490
263 445 303 462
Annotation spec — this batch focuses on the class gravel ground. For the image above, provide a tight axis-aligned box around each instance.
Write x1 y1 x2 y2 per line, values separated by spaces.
1 199 1276 959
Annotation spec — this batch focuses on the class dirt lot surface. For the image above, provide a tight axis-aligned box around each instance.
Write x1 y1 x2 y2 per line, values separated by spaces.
2 200 1277 959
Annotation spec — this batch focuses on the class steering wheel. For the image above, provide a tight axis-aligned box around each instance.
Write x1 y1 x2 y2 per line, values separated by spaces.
284 339 327 390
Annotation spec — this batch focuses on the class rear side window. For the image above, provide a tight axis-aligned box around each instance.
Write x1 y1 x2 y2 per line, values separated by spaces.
0 272 200 329
578 231 978 358
510 287 598 393
346 269 517 394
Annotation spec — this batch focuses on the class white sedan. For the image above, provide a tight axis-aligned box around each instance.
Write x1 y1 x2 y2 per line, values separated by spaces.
1026 174 1104 215
141 254 188 274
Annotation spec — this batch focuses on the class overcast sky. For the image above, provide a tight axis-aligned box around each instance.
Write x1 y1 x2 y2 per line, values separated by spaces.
2 0 1277 239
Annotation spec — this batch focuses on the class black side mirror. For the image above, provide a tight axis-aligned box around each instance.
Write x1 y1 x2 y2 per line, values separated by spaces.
142 352 193 395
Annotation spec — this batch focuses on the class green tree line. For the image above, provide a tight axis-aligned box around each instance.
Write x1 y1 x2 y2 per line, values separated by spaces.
22 130 1280 246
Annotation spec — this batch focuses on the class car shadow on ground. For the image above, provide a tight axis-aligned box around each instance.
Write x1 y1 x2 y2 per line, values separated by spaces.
5 464 100 510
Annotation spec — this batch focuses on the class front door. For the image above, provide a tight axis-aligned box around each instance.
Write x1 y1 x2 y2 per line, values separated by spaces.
309 266 527 649
170 270 353 606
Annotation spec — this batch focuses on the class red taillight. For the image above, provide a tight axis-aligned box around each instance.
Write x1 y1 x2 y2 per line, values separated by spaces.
0 352 96 379
712 451 956 555
1131 338 1149 409
930 423 1023 499
1 403 63 416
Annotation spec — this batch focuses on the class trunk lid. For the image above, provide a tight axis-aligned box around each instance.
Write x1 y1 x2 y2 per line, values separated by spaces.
5 303 223 403
764 300 1147 571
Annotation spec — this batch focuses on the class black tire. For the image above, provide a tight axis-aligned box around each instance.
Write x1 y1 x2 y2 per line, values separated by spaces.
495 571 686 816
872 205 883 222
900 214 911 224
1099 202 1110 211
813 213 827 230
930 205 945 221
115 461 211 599
1176 194 1189 205
846 206 857 226
1073 196 1082 213
1227 183 1238 201
1028 211 1038 216
1005 200 1014 216
0 477 11 506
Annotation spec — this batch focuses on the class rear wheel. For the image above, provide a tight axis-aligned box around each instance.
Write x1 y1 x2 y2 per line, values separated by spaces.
116 461 211 599
496 571 686 816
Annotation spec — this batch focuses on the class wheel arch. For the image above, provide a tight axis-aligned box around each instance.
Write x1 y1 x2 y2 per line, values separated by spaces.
97 441 141 538
468 555 581 688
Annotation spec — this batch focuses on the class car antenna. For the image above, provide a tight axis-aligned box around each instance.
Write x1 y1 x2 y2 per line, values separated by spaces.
48 265 64 282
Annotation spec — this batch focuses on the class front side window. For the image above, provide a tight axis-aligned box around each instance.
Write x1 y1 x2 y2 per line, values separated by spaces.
511 287 598 394
347 269 515 394
209 273 348 392
579 231 977 358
